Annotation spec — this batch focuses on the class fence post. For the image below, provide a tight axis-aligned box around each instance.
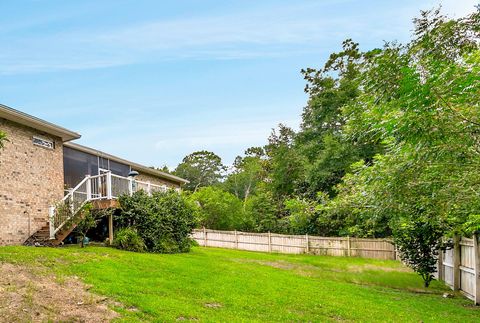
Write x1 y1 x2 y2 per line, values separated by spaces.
203 227 207 247
474 233 480 305
437 248 444 282
453 235 461 291
347 236 351 257
268 231 272 253
305 234 310 254
234 230 238 249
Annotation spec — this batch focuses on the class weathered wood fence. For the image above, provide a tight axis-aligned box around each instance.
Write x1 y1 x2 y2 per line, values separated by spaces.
436 235 480 304
192 228 397 260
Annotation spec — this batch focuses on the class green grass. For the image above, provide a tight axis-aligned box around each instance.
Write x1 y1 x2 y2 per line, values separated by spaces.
0 246 478 322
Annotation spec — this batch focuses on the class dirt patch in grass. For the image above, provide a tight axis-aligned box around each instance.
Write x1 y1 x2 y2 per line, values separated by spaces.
233 258 320 276
204 302 223 309
348 264 411 273
0 262 119 322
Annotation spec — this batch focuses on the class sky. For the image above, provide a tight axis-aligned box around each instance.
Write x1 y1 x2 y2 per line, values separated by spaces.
0 0 478 169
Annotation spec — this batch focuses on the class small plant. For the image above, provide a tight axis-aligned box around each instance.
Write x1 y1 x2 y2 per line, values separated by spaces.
75 203 97 248
0 130 8 150
113 228 146 252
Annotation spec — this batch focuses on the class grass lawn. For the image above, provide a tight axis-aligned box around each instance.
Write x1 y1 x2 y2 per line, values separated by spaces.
0 245 478 322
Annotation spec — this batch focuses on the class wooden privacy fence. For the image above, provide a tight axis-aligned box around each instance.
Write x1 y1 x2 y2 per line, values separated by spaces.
436 235 480 305
192 228 397 260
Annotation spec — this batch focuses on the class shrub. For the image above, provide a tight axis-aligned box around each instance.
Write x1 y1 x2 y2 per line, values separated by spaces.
284 197 320 235
113 227 145 252
116 190 197 253
244 190 281 233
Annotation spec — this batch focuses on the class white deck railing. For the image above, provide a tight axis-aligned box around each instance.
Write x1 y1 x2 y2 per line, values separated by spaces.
50 171 169 239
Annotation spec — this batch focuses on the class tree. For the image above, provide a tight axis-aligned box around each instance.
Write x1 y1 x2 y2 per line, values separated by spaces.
188 186 246 230
74 203 96 248
329 7 480 285
174 151 226 191
265 124 304 199
393 217 447 287
296 39 381 198
244 186 283 233
223 147 266 203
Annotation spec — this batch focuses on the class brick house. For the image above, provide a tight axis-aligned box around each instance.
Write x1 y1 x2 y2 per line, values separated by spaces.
0 104 187 246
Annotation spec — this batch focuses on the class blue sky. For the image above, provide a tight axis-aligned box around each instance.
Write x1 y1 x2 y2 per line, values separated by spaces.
0 0 477 168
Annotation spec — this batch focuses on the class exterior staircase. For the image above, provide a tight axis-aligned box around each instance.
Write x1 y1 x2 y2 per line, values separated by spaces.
24 171 168 246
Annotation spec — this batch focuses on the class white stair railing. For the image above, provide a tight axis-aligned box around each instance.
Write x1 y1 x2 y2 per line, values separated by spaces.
49 171 170 239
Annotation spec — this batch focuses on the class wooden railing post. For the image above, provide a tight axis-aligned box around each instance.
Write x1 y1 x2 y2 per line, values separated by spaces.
106 171 112 199
147 182 152 196
49 206 55 239
108 213 114 245
453 235 461 291
85 175 92 200
70 194 74 215
128 178 133 196
347 236 351 257
474 233 480 305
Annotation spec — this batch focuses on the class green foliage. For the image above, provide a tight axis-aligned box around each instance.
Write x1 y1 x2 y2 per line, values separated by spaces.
0 130 8 150
188 186 246 230
463 214 480 236
113 227 146 252
223 149 265 201
117 190 197 253
265 124 305 198
297 39 381 198
75 203 97 248
393 217 447 287
327 8 480 283
283 197 320 235
244 188 282 232
174 150 225 191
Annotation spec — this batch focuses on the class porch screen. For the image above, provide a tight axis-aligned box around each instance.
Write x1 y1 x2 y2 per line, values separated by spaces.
63 147 99 189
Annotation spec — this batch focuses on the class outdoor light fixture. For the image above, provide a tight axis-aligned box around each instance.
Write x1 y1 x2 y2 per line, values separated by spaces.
128 170 139 178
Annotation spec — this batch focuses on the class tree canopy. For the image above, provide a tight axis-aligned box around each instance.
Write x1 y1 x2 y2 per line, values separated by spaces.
174 150 226 191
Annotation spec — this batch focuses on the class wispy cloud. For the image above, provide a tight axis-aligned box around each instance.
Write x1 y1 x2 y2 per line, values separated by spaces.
0 0 450 74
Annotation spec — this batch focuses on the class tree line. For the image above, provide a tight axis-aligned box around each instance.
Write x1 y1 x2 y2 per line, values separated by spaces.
171 8 480 286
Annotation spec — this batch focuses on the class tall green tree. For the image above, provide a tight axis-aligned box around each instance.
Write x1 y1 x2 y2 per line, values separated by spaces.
265 124 304 199
330 7 480 286
296 39 381 198
223 147 266 203
174 150 226 191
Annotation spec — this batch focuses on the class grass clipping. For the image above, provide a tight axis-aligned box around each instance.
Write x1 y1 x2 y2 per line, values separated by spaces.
0 262 118 322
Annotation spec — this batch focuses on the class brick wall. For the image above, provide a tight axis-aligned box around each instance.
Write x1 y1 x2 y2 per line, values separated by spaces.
0 118 64 245
136 172 181 189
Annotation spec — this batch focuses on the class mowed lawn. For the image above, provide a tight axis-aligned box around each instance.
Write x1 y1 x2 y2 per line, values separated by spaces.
0 246 478 322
